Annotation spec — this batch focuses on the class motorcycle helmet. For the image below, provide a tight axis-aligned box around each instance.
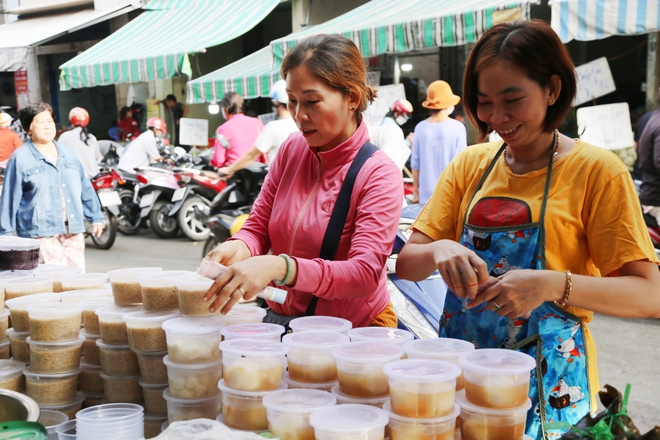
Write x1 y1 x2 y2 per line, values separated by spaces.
391 99 413 115
229 214 249 236
269 80 288 105
69 107 90 127
0 112 12 128
147 117 167 134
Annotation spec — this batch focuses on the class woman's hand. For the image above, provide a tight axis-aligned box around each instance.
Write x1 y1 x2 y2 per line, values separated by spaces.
469 269 564 318
432 239 490 299
204 240 251 267
91 223 104 238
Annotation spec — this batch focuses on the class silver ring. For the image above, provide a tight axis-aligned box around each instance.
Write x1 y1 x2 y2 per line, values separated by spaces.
493 300 502 311
237 287 246 295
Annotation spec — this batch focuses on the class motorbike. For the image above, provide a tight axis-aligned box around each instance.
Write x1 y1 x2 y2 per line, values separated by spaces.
643 212 660 260
87 169 122 250
135 166 185 238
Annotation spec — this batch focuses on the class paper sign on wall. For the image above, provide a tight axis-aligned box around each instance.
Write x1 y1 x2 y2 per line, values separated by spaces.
576 103 634 150
362 83 407 126
574 57 616 106
179 118 209 147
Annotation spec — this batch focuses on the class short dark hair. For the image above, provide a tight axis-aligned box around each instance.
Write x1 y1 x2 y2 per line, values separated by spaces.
165 94 177 103
221 92 244 116
463 20 577 141
19 102 54 132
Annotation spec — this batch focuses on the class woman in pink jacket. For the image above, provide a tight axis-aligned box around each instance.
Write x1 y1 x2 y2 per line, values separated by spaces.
203 34 403 328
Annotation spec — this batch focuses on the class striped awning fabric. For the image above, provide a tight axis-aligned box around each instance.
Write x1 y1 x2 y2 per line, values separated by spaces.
59 0 279 90
550 0 660 42
186 47 280 104
270 0 539 66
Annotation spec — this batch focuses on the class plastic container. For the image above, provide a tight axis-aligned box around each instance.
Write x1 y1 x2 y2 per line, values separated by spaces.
384 359 462 418
96 339 140 376
100 372 144 404
6 328 30 363
330 384 389 408
404 338 475 390
27 301 83 342
5 276 54 300
76 403 144 440
144 413 167 439
107 267 162 306
458 349 536 409
41 391 85 419
163 355 222 399
60 288 113 304
0 308 9 342
220 323 284 342
137 350 168 384
222 303 267 325
263 388 336 440
218 378 287 431
332 341 404 398
383 400 460 440
174 274 216 316
348 327 415 346
0 272 31 308
0 236 41 271
32 265 82 293
38 409 68 440
0 339 8 359
162 316 224 364
82 392 104 408
289 316 352 334
456 390 531 440
0 359 26 392
79 297 114 335
23 366 80 405
55 419 77 440
283 331 350 383
81 330 100 365
27 335 84 374
309 403 389 440
220 338 288 391
59 273 108 292
163 387 223 423
123 309 179 353
138 271 192 312
282 372 337 393
6 292 62 332
95 304 142 344
140 380 168 416
80 360 104 394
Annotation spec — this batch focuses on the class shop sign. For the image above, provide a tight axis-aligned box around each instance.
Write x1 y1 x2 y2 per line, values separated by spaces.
179 118 209 147
14 70 29 111
577 102 634 150
574 57 616 107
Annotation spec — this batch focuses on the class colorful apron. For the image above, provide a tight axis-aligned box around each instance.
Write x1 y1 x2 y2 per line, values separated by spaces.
440 142 591 440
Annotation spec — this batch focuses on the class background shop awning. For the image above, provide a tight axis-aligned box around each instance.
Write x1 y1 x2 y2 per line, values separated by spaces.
270 0 539 66
550 0 660 42
59 0 280 91
186 47 280 104
0 4 132 71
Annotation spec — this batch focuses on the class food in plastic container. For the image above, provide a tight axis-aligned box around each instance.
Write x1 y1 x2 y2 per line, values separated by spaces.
0 236 41 271
108 267 162 306
0 308 9 342
218 379 287 431
140 380 168 416
330 384 389 408
59 273 108 292
0 273 31 309
348 327 415 347
4 276 54 300
282 372 337 393
332 341 404 398
81 330 100 364
163 355 222 399
6 328 30 362
0 340 9 359
60 288 112 303
96 339 140 376
23 366 80 405
220 338 288 391
32 265 82 293
163 387 223 423
100 372 144 404
222 303 267 325
283 331 350 383
124 309 179 353
309 403 389 440
144 413 167 439
175 274 216 316
95 304 142 344
289 315 352 333
137 350 168 384
383 400 459 440
384 359 461 418
41 391 85 420
6 292 62 332
28 335 84 374
404 338 475 390
456 390 531 440
138 271 192 312
0 359 26 392
80 360 104 394
27 301 83 342
220 323 284 342
80 297 114 334
162 316 224 364
82 392 104 408
263 388 336 440
458 349 535 409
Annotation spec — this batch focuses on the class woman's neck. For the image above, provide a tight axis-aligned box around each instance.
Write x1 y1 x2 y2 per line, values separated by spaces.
505 131 558 174
33 139 57 156
428 111 450 123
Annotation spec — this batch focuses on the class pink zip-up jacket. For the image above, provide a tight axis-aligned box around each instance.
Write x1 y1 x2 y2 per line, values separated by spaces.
231 122 403 327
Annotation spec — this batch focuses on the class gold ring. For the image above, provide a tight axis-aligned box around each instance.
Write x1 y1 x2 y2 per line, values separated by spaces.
237 287 246 295
493 300 502 311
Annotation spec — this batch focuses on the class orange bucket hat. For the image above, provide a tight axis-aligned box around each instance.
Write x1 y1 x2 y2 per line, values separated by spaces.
422 80 461 110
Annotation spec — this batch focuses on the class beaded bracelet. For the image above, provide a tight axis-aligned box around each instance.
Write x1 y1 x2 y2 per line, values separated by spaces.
555 270 572 308
274 253 293 286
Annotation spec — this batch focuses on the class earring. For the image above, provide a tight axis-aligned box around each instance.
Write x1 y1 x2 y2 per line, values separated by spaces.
350 106 355 110
548 98 554 105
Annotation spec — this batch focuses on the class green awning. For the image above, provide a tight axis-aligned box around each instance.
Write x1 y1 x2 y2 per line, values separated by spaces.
186 46 280 104
270 0 538 66
59 0 280 91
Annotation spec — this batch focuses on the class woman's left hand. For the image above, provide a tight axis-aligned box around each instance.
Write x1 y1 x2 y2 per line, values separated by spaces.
91 223 104 238
469 269 564 318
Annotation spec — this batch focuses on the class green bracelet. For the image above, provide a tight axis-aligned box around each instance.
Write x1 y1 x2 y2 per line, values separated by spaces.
274 253 293 286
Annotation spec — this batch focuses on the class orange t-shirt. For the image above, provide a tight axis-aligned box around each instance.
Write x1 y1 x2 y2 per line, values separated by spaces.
0 128 22 162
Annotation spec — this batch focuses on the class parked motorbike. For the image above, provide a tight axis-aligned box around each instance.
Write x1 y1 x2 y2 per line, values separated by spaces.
88 169 122 250
135 167 185 238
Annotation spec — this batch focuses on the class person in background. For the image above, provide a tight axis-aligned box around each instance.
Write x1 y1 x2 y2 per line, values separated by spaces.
117 117 167 173
0 102 104 270
638 99 660 223
218 80 297 177
162 94 188 148
411 80 467 204
0 112 22 167
381 99 415 147
117 106 141 141
211 92 264 169
57 107 102 179
202 34 403 328
396 20 660 438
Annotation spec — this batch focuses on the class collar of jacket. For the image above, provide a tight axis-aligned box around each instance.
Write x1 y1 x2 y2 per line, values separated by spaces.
26 140 68 164
310 121 370 169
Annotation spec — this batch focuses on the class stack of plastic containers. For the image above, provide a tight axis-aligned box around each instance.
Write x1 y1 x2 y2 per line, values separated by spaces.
75 403 145 440
59 273 108 292
309 403 389 440
0 308 9 359
404 338 476 390
32 265 82 293
262 389 337 439
0 359 26 392
6 292 61 364
456 349 535 440
4 276 54 300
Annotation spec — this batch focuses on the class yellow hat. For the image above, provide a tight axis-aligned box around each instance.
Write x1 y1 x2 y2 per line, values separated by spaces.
422 80 461 110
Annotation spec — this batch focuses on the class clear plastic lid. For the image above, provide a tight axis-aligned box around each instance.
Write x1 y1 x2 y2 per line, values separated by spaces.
23 366 81 380
95 305 143 322
0 359 26 379
220 323 284 340
282 372 337 390
0 236 41 251
40 392 85 411
61 289 113 303
80 297 115 311
289 316 352 333
458 348 536 376
80 329 99 339
404 338 475 360
6 292 62 310
6 328 29 339
0 309 9 319
383 359 462 383
262 389 336 414
162 354 222 370
217 378 287 398
282 330 350 349
220 338 288 358
161 316 224 336
123 310 180 328
27 334 85 348
163 387 223 405
26 301 84 319
138 379 167 390
0 273 31 284
173 273 214 290
348 327 414 345
309 404 389 432
59 273 108 286
5 276 53 292
330 384 390 406
332 341 404 363
455 389 532 415
80 359 102 370
383 400 460 423
95 339 130 350
222 304 267 324
33 264 82 276
107 267 162 282
137 270 194 287
75 403 144 422
98 372 140 381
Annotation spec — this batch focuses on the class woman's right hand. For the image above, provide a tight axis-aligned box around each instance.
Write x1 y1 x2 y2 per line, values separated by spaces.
204 240 251 267
431 239 490 300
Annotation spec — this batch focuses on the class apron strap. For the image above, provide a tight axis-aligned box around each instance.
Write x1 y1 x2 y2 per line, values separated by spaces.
461 143 507 225
538 130 558 269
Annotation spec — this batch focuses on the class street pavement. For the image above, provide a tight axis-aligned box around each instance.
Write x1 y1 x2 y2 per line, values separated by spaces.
85 231 660 432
